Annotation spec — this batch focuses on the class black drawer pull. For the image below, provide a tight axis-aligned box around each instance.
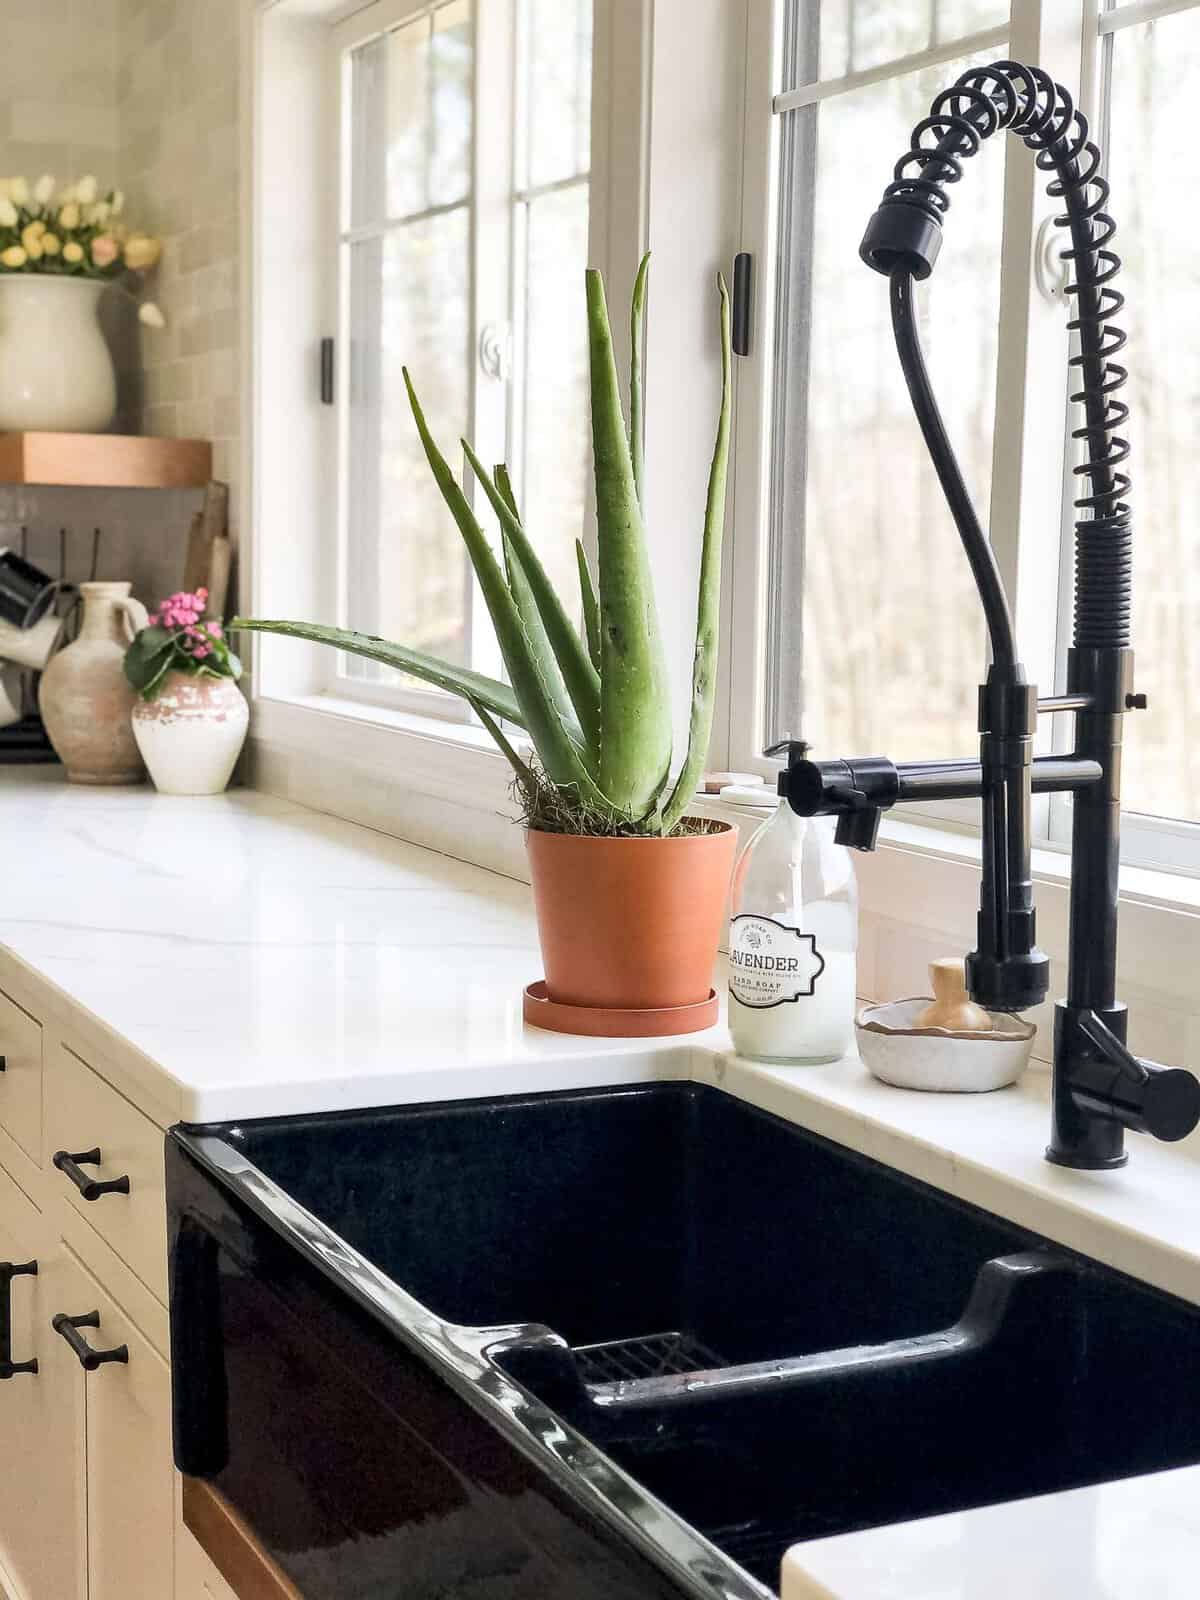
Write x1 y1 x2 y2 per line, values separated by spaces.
1 1259 38 1380
53 1148 130 1201
0 1054 7 1071
51 1311 128 1371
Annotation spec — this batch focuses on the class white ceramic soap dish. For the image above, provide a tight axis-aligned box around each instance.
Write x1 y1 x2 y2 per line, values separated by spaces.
857 958 1036 1093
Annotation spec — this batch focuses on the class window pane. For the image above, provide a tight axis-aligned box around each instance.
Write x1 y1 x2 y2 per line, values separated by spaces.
520 0 592 189
509 0 592 624
515 183 591 615
787 1 1009 88
1106 9 1200 821
351 0 472 228
345 211 471 677
769 54 1006 762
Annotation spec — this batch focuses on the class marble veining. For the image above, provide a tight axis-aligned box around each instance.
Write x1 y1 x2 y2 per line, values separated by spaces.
0 771 701 1121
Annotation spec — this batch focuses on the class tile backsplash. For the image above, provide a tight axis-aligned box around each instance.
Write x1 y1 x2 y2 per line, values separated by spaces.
118 0 241 504
0 0 242 604
1 0 122 194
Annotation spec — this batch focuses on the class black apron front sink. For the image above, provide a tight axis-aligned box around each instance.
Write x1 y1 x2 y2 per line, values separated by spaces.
167 1082 1200 1599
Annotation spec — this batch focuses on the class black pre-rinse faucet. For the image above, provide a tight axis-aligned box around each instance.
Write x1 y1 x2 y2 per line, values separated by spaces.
780 59 1200 1169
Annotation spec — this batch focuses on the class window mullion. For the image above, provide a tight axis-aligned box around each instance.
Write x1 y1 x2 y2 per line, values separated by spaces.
987 0 1088 730
333 46 358 694
466 0 516 684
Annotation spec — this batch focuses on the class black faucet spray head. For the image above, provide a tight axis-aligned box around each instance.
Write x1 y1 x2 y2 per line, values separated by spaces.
860 199 943 280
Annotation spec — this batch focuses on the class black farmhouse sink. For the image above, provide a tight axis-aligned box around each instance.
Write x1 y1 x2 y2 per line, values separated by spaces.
167 1083 1200 1599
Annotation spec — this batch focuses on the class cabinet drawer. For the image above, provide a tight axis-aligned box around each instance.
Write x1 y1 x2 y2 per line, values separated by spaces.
0 1164 88 1600
45 1044 167 1302
0 988 43 1165
50 1250 173 1600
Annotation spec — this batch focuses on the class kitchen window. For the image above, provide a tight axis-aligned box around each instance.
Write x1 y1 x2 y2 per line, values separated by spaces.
732 0 1200 876
331 0 594 717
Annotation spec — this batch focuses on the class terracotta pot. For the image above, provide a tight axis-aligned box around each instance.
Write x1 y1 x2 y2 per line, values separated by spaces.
526 824 737 1011
39 581 147 785
132 670 248 796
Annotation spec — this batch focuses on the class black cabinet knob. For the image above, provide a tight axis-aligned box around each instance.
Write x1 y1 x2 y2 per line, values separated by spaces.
51 1311 128 1372
1 1259 39 1380
53 1149 130 1202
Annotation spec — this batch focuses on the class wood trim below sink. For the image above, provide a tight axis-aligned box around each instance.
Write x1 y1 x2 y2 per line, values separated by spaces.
182 1478 305 1600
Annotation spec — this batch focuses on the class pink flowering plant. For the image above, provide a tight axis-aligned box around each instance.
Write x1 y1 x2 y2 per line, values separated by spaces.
123 588 243 701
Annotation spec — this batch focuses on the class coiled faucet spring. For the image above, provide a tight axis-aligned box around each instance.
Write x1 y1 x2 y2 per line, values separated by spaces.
866 59 1131 651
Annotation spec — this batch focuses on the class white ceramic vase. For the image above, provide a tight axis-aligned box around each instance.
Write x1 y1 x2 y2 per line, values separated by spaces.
132 671 248 796
0 276 117 433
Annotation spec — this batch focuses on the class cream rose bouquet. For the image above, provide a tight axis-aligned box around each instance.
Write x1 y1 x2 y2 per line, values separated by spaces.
0 175 165 326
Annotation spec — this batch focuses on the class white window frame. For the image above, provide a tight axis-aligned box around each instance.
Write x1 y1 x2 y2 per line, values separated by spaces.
242 0 1200 1046
244 0 651 856
327 0 583 724
727 0 1200 878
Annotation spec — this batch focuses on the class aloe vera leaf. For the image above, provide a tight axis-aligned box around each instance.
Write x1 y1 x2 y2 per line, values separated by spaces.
469 698 537 791
402 369 610 805
231 617 536 731
575 540 602 672
489 462 582 749
462 437 602 751
661 272 734 834
494 463 520 521
630 251 650 506
586 267 673 816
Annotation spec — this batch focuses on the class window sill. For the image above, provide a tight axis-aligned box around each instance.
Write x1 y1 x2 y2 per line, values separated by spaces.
265 691 512 757
248 691 1200 1041
255 694 1200 921
691 794 1200 919
249 690 518 809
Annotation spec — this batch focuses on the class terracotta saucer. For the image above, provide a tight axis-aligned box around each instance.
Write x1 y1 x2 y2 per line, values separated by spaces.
522 981 720 1038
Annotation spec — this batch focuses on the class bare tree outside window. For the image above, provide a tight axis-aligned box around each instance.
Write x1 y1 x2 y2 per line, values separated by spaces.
767 0 1200 847
769 45 1004 763
1106 9 1200 821
340 0 593 698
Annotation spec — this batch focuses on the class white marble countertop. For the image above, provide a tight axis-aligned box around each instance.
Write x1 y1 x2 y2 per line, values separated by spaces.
782 1464 1200 1599
4 767 1200 1599
0 769 701 1122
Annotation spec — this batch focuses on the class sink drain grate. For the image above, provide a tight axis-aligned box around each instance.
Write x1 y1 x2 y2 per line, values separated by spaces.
572 1330 727 1386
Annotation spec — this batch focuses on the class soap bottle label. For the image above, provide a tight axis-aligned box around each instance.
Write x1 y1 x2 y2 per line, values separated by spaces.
728 914 826 1009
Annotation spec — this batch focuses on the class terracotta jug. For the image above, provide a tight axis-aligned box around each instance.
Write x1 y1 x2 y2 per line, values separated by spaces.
40 582 149 785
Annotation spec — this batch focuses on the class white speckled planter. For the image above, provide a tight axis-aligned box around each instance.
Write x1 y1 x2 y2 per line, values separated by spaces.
132 670 248 796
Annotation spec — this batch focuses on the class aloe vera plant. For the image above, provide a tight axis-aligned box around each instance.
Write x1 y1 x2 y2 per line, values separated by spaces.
234 256 732 837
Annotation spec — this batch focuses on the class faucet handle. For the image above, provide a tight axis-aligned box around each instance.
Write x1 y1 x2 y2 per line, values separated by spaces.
834 804 882 851
1071 1010 1200 1145
764 738 810 765
1077 1010 1149 1087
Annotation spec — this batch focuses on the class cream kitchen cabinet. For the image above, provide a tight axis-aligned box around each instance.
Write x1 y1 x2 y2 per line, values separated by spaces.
57 1251 174 1600
0 967 180 1600
0 1165 86 1600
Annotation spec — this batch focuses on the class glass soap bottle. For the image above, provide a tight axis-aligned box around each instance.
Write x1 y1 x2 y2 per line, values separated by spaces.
728 774 858 1064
